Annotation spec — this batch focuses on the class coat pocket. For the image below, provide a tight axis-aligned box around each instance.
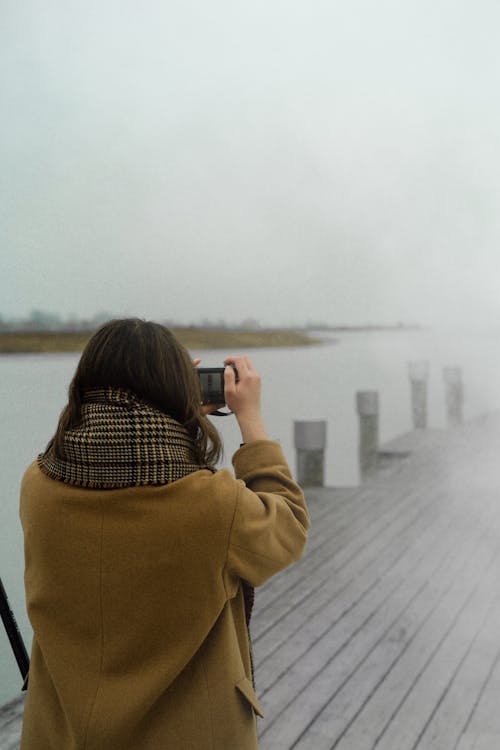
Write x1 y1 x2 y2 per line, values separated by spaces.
235 676 265 718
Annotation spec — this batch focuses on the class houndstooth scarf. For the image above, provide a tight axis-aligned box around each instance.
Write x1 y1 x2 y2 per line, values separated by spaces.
38 386 257 682
38 386 207 487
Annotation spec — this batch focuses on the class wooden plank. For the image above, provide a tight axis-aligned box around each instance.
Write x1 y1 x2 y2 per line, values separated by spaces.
255 430 452 615
258 494 499 749
0 696 24 750
257 415 500 750
459 630 500 740
254 480 456 673
253 434 488 668
456 733 500 750
412 591 500 749
255 496 457 692
254 492 433 656
254 482 402 611
333 545 500 750
253 464 449 637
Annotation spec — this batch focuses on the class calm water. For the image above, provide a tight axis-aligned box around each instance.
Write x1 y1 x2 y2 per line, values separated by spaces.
1 328 499 705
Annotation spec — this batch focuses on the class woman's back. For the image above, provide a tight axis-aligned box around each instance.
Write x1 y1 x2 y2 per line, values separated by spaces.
19 320 310 749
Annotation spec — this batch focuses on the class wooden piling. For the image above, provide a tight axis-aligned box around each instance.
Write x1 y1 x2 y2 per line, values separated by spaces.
294 421 326 487
356 391 379 479
408 360 429 429
443 367 464 427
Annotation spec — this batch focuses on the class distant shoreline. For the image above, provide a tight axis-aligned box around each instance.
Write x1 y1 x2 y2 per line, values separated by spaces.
0 328 321 353
308 324 426 333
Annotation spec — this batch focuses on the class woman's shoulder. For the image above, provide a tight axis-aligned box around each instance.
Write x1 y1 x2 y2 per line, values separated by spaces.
21 459 44 488
173 467 245 515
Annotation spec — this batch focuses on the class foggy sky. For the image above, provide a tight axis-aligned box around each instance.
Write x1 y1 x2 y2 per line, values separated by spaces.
2 0 500 330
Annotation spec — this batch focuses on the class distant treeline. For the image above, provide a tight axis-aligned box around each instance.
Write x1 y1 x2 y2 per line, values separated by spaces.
0 310 268 333
0 310 424 334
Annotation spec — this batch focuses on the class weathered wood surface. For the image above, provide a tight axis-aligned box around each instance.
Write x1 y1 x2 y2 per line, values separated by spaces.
255 412 500 750
0 696 24 750
2 412 500 749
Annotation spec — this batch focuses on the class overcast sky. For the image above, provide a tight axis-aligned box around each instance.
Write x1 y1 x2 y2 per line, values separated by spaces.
2 0 500 329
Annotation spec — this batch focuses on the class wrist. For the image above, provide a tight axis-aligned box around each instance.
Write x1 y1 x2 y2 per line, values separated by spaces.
236 412 269 443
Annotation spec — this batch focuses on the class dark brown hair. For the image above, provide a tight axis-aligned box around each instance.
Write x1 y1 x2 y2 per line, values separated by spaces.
47 318 222 466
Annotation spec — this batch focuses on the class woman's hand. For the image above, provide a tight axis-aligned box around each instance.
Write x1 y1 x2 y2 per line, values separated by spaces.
223 355 269 443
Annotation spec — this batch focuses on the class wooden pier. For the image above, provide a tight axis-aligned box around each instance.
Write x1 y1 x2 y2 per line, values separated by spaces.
254 411 500 750
2 411 500 749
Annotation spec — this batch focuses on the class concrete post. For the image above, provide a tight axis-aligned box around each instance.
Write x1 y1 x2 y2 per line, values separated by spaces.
408 361 430 429
294 420 326 487
356 391 379 479
443 367 464 427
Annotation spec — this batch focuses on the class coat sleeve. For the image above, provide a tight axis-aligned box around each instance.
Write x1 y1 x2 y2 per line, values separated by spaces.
224 440 311 588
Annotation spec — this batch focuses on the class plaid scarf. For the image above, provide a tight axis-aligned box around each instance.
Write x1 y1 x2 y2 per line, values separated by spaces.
38 386 207 488
38 386 257 683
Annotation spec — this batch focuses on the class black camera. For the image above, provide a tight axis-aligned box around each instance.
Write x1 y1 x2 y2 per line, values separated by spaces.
197 365 238 406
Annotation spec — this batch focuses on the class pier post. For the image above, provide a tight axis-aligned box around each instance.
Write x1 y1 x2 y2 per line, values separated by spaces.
408 361 429 429
356 391 379 479
443 367 464 427
294 421 326 487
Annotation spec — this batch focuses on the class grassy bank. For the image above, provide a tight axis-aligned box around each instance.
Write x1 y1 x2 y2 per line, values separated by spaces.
0 328 320 354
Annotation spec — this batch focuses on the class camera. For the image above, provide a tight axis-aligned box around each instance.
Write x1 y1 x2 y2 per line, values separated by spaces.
197 365 238 406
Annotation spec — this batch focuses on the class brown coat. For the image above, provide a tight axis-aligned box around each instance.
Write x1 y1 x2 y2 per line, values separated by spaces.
19 440 310 749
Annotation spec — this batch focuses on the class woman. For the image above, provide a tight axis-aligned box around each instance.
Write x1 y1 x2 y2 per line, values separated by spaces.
19 318 310 750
